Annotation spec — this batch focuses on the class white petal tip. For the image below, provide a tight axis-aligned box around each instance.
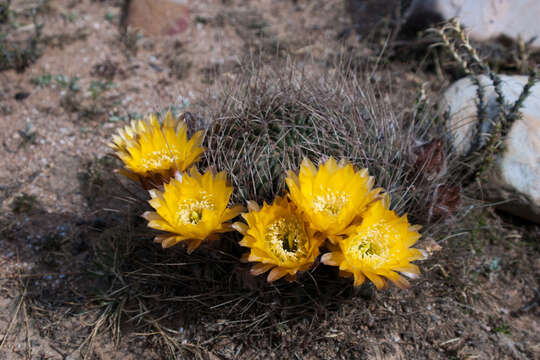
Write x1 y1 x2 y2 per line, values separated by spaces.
402 272 420 279
174 171 183 182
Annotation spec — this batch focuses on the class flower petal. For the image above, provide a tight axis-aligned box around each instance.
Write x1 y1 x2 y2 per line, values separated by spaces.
142 211 162 222
247 201 260 212
364 271 386 290
352 271 366 287
186 239 203 254
267 267 289 282
232 222 249 235
321 252 344 266
385 271 411 289
159 235 188 248
250 263 275 276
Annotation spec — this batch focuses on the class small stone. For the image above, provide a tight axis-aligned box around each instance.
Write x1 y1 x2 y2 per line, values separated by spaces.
14 92 30 101
126 0 190 36
442 75 540 223
406 0 540 47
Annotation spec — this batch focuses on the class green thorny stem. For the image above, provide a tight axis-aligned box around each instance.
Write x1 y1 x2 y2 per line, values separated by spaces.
475 70 538 181
430 19 538 183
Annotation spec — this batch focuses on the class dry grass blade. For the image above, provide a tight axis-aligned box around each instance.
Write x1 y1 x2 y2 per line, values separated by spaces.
0 293 23 349
0 252 31 358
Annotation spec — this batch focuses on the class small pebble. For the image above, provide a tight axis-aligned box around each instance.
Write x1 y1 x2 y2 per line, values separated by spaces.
14 92 30 101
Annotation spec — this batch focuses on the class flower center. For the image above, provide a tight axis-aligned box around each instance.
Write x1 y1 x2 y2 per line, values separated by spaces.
346 226 389 266
266 218 308 263
357 239 376 257
312 191 350 216
140 149 181 171
176 198 214 225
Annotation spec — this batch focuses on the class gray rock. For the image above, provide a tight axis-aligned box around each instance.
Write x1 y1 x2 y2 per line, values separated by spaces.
407 0 540 47
442 75 540 223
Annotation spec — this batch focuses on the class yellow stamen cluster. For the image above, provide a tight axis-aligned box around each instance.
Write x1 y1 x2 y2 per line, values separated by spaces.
266 217 308 262
312 192 350 215
177 197 214 224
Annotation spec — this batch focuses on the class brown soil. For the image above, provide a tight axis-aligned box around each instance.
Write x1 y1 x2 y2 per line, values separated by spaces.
0 0 538 359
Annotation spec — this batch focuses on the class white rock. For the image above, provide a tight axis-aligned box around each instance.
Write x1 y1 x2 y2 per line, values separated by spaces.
442 75 540 222
407 0 540 47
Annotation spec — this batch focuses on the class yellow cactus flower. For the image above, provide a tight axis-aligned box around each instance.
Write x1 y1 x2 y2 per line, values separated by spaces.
233 197 324 282
142 168 243 253
108 112 204 187
321 200 425 290
285 157 380 242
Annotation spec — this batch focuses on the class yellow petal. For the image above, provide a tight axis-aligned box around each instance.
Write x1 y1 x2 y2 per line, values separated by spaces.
321 252 343 266
247 201 260 212
159 235 188 248
384 271 411 289
364 272 386 290
186 239 203 254
267 267 289 282
232 222 249 235
250 263 275 276
223 205 245 221
352 271 366 287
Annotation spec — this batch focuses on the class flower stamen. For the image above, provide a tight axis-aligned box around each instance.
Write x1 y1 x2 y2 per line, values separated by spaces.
140 150 181 171
177 199 214 225
346 227 390 268
312 191 350 216
357 239 376 257
266 218 307 262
